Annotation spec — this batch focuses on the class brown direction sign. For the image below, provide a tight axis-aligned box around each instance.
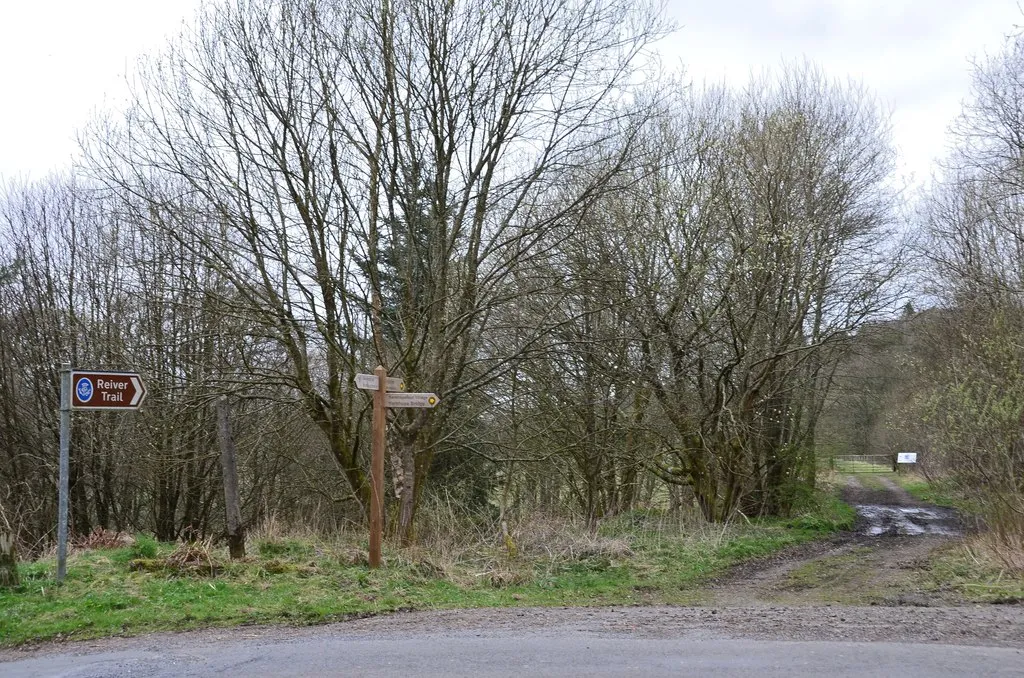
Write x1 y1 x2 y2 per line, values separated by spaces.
71 371 147 410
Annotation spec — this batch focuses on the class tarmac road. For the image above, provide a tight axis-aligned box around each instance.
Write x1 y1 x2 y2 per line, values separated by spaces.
3 613 1023 678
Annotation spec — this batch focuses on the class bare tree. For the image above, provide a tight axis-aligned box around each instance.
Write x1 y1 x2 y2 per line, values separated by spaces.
627 67 901 520
84 0 669 542
908 30 1024 563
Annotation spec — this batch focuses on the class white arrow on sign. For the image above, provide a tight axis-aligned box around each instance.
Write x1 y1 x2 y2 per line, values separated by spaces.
386 392 439 408
129 376 145 406
355 373 405 391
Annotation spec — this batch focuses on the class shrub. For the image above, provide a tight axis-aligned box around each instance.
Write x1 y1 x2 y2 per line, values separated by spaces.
131 534 159 560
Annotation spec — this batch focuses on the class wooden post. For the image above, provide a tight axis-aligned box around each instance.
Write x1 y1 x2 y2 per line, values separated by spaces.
0 531 18 587
369 365 387 568
215 397 246 559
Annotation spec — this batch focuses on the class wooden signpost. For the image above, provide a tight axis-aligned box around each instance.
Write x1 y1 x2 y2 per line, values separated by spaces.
355 367 438 568
57 365 147 582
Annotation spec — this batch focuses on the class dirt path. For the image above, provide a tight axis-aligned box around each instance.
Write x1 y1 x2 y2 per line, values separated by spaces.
709 475 967 607
844 474 919 505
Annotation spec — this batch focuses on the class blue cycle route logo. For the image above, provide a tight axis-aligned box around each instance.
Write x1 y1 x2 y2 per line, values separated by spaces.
75 377 94 403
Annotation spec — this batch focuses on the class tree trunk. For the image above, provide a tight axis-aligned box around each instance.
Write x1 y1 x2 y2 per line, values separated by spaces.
396 442 418 546
215 398 246 559
0 531 18 587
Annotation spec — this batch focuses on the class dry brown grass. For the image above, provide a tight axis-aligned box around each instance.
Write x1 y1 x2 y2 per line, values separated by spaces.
248 514 323 545
238 498 793 590
163 539 223 576
983 537 1024 572
978 506 1024 572
510 514 634 561
403 501 653 587
72 528 133 551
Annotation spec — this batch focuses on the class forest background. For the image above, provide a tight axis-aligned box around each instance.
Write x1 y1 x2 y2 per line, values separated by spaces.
1 0 1022 565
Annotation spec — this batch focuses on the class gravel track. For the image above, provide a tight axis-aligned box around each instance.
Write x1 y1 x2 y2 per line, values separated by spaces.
3 601 1023 668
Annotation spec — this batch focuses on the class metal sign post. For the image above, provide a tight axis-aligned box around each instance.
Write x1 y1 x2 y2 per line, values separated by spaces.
57 363 71 582
56 366 147 583
356 369 438 568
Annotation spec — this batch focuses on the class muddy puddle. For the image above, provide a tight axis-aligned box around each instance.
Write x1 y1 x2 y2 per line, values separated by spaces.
854 504 961 536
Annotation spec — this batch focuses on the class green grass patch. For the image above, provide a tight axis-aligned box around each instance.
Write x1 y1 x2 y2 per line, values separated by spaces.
784 547 877 591
895 476 973 511
920 542 1024 603
0 493 854 647
256 538 315 560
784 492 857 533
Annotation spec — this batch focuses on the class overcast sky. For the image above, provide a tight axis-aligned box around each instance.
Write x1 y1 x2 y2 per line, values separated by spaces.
0 0 1019 184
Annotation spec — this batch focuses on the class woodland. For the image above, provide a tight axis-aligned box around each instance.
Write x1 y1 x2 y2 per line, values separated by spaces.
0 0 1022 562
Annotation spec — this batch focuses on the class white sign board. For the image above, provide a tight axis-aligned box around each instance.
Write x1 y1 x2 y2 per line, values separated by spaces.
355 373 405 391
386 392 439 408
897 452 918 464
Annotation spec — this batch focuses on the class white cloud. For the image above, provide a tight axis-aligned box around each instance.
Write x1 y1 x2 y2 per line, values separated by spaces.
0 0 202 180
0 0 1020 184
661 0 1022 184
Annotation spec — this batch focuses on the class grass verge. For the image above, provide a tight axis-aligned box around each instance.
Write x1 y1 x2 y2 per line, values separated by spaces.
920 540 1024 603
894 475 971 510
0 494 853 647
